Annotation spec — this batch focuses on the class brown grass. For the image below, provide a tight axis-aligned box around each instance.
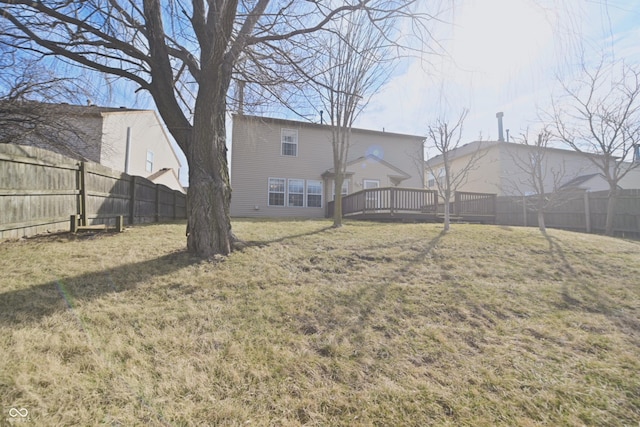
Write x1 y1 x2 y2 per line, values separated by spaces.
0 220 639 426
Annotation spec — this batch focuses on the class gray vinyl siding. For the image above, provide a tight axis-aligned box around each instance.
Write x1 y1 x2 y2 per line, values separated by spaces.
230 115 425 218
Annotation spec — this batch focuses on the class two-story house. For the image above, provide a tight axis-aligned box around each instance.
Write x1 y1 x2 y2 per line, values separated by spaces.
230 114 425 218
2 102 185 192
424 140 639 195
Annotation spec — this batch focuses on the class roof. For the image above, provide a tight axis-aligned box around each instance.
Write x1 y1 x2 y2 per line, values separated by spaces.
147 168 186 193
425 140 609 166
322 154 411 180
233 113 425 141
0 100 149 116
558 173 607 190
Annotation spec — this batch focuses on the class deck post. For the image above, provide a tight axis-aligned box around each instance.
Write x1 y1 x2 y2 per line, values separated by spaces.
390 187 395 215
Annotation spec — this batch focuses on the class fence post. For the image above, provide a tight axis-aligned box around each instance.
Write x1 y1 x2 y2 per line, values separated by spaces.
116 215 125 232
129 176 137 225
70 215 79 233
155 184 161 222
522 196 527 227
79 161 88 226
584 192 591 233
173 191 178 220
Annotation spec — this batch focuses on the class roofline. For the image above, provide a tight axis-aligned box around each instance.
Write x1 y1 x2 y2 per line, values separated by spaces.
233 113 425 141
425 140 611 166
322 154 411 179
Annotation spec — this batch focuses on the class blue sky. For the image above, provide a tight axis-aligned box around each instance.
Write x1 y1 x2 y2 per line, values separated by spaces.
357 0 640 145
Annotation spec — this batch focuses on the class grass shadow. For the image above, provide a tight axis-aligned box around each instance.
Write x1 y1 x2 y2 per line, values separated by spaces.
308 229 447 336
540 230 640 343
0 250 197 327
240 225 335 248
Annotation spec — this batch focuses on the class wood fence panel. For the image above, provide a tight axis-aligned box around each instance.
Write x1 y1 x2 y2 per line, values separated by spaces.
0 145 79 238
1 144 187 239
496 189 640 236
133 179 159 223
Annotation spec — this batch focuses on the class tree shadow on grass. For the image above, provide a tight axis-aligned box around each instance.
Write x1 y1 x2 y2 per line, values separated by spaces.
0 250 197 327
305 230 447 336
540 230 640 342
239 225 336 248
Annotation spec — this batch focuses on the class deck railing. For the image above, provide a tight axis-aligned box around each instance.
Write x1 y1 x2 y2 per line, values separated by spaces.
454 191 496 216
327 188 496 222
328 187 439 217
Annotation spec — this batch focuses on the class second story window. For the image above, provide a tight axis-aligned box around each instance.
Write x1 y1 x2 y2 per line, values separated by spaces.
281 128 298 156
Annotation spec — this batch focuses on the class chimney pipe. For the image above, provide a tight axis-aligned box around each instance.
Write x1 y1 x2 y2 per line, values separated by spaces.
496 112 504 142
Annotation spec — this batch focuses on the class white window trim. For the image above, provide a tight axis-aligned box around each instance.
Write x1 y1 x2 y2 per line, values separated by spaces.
268 177 286 207
281 128 298 157
288 178 305 207
266 178 324 208
307 180 323 208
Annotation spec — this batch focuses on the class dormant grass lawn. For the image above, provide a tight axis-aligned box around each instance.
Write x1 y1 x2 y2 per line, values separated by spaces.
0 219 639 426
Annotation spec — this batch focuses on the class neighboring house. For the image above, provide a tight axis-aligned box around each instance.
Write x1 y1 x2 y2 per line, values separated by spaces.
424 140 636 196
230 114 424 218
1 102 185 192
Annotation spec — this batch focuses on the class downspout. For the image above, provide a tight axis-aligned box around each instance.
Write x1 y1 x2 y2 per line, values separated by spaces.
124 126 132 174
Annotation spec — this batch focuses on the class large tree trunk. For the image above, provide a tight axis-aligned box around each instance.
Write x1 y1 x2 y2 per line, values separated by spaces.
185 66 234 257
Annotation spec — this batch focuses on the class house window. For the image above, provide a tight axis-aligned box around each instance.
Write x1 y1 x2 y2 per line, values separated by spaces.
427 173 435 188
281 129 298 156
146 150 154 172
268 178 286 206
307 180 323 208
288 179 304 207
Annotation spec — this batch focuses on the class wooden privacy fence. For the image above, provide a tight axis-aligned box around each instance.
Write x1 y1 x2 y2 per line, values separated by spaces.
496 190 640 237
0 144 186 239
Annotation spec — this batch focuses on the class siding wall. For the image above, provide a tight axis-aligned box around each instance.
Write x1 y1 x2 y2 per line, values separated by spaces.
100 110 182 182
230 115 424 218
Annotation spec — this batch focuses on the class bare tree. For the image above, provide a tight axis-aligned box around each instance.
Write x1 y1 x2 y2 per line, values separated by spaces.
424 109 485 232
552 59 640 236
0 1 428 257
313 9 398 228
504 129 570 233
0 43 99 158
